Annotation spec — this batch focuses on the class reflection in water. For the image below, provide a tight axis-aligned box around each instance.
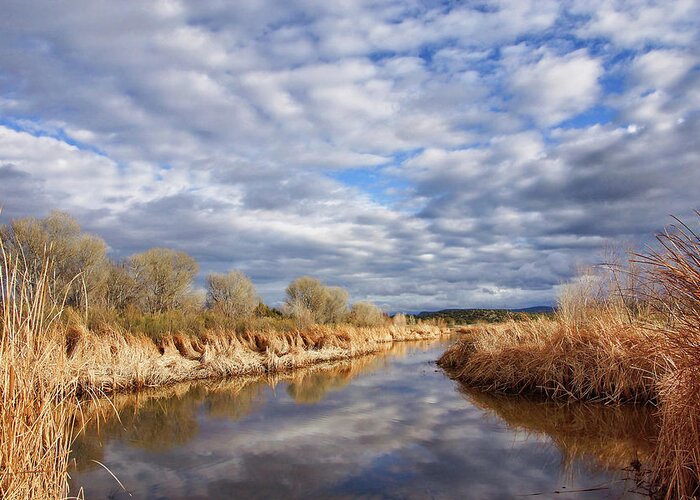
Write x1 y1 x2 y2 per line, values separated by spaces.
458 387 658 490
70 339 657 499
72 342 405 470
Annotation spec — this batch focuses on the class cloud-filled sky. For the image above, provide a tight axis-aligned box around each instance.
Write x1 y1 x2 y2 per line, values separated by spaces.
1 0 699 310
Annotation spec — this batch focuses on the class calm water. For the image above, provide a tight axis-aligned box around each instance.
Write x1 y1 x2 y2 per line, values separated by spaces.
69 339 657 499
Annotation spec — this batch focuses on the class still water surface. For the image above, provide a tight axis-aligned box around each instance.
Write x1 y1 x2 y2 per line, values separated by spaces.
70 338 656 499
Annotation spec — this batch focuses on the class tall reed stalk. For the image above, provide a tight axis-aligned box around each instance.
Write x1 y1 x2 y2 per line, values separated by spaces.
634 213 700 498
0 239 78 499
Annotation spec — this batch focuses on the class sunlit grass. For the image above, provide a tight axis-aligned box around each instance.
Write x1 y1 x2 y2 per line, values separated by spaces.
0 237 80 498
439 213 700 498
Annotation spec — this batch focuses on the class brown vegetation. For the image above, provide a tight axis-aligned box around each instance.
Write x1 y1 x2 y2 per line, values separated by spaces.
439 213 700 498
66 320 445 394
0 238 80 499
438 315 671 403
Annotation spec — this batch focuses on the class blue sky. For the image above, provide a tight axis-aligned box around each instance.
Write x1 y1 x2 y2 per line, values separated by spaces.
0 0 699 310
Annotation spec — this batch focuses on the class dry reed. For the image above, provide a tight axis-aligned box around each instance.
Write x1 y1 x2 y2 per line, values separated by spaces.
0 240 80 499
634 214 700 498
65 321 447 394
439 314 671 403
439 213 700 498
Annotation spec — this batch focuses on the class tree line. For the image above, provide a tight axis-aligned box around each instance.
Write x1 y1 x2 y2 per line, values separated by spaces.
0 210 386 326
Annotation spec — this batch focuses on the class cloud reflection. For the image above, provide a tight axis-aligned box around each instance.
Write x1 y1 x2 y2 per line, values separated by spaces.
71 340 654 499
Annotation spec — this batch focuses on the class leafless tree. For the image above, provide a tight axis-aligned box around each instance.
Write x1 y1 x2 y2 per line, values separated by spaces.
128 248 199 313
285 276 349 324
0 210 109 310
206 270 259 317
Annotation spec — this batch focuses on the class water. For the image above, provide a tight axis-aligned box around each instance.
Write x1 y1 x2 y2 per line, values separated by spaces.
70 339 656 499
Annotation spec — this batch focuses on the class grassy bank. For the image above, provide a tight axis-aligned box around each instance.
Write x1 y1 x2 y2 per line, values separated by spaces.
438 315 671 404
438 215 700 498
67 320 446 394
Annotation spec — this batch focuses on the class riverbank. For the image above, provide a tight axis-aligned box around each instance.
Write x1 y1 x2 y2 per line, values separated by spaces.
2 307 449 498
438 317 670 404
67 321 449 394
437 216 700 498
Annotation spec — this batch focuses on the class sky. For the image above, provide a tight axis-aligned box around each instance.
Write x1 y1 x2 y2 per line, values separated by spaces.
0 0 699 311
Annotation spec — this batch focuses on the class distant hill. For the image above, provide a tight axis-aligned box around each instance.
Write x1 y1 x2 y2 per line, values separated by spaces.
511 306 555 314
414 307 554 325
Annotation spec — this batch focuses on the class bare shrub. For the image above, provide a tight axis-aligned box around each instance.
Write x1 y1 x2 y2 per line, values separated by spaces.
0 210 109 311
104 260 140 310
129 248 199 313
284 276 349 324
392 313 407 326
322 286 349 323
206 270 259 318
350 301 385 327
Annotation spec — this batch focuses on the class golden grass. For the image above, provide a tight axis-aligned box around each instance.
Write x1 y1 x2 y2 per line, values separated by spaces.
439 313 672 403
0 241 81 499
634 215 700 498
64 321 447 394
439 213 700 498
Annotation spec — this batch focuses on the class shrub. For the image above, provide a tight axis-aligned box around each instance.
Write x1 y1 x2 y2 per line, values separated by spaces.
128 248 199 313
284 276 349 324
0 210 109 310
349 301 385 327
206 270 259 318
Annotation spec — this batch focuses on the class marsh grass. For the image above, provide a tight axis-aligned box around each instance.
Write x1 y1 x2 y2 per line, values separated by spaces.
438 315 671 403
64 320 446 394
0 239 82 499
439 213 700 498
633 215 700 498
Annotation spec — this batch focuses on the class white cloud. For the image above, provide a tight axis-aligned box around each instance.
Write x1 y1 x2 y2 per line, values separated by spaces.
508 49 603 127
632 49 698 91
575 0 700 47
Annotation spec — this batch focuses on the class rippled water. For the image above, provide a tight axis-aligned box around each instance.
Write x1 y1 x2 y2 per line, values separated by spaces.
69 338 657 499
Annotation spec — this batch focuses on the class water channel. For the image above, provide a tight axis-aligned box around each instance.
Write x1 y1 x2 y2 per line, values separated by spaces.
69 338 657 499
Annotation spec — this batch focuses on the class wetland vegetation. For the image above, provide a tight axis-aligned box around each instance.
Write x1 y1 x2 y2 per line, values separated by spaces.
440 213 700 497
